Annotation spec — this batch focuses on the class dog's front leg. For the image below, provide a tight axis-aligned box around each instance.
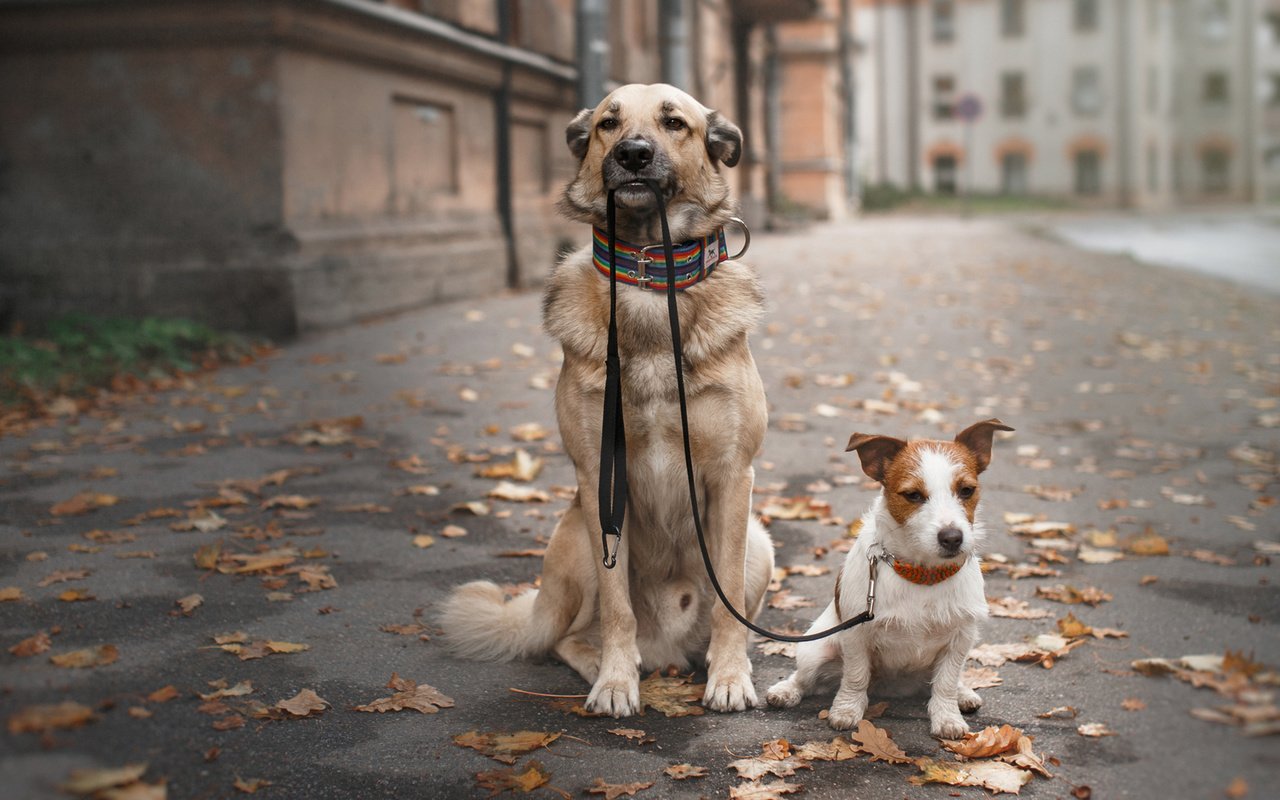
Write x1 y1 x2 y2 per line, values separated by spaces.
927 627 979 739
827 631 872 729
702 470 758 712
577 474 642 717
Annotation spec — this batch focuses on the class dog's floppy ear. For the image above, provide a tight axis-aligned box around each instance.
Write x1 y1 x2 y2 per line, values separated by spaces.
954 418 1015 473
846 433 907 483
565 108 593 161
705 110 742 167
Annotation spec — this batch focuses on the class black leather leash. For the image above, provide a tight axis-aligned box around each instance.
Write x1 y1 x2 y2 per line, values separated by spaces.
597 179 875 643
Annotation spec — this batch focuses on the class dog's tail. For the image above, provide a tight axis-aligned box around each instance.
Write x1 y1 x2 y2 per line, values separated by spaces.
438 581 561 663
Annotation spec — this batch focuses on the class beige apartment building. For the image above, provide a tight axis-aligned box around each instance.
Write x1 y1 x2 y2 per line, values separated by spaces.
854 0 1280 205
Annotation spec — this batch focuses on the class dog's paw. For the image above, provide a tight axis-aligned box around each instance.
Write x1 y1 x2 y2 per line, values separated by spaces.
586 677 641 718
765 680 802 709
826 694 867 731
930 713 969 740
704 669 758 712
958 685 983 714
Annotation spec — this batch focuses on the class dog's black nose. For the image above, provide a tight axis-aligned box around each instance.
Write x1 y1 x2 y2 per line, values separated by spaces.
938 527 963 551
612 138 653 172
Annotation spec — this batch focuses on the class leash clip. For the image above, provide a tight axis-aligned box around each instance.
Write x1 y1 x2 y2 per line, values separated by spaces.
635 245 661 289
601 525 621 569
865 553 880 617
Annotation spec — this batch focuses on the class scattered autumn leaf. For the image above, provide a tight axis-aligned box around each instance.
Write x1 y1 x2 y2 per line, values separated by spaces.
851 720 912 764
8 701 97 734
9 630 52 658
454 730 561 764
356 673 454 714
639 671 705 717
941 724 1023 758
988 596 1051 619
1076 722 1116 737
176 593 204 614
586 778 653 799
274 688 329 717
234 777 272 794
1126 529 1171 556
487 482 551 503
728 739 813 780
50 644 119 669
51 492 119 516
1121 698 1146 711
61 763 148 795
912 758 1033 795
664 763 707 780
477 450 544 482
1035 584 1112 606
474 760 551 796
728 780 804 799
0 586 25 602
148 685 180 703
58 588 95 602
38 568 91 587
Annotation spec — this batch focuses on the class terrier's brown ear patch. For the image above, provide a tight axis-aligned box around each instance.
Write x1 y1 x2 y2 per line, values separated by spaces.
705 110 742 167
565 108 593 161
953 418 1015 473
845 433 908 483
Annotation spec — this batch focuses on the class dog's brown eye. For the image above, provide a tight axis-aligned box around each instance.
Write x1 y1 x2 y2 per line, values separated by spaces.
664 116 686 131
598 117 619 131
902 490 926 504
957 486 976 500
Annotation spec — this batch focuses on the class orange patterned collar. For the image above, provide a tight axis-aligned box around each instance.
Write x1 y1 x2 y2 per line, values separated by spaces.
889 557 965 586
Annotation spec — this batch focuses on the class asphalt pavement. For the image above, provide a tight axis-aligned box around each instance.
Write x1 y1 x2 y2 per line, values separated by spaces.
2 215 1278 799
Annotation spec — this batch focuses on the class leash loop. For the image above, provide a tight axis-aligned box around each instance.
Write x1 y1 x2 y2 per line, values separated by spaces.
725 216 751 261
597 180 874 642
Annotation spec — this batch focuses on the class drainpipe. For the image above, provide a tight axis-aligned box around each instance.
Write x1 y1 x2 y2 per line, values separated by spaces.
764 24 783 223
576 0 608 107
732 18 754 198
838 0 860 209
496 1 517 287
905 0 920 190
1115 0 1132 208
660 0 690 90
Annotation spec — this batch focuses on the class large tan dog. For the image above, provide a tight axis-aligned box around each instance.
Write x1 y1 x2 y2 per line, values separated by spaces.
441 84 775 717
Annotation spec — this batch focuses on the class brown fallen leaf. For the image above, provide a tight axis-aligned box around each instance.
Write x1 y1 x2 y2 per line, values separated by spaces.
9 630 52 658
8 701 97 734
912 758 1033 795
335 502 392 514
728 738 813 780
176 593 204 615
510 422 550 442
1126 529 1171 556
1037 705 1078 719
851 719 912 764
999 735 1054 778
274 688 329 717
474 759 551 795
0 586 25 602
379 622 428 637
586 778 653 799
663 764 707 780
1076 722 1116 737
1225 777 1250 798
51 492 119 517
639 670 705 717
768 590 815 611
607 727 653 743
1035 584 1112 606
476 450 544 483
128 706 152 719
757 496 831 521
988 596 1052 619
454 730 561 764
170 509 227 532
728 780 804 800
355 673 454 714
58 588 95 602
148 685 180 704
51 644 119 669
197 680 253 701
941 724 1023 758
38 568 91 587
61 763 148 795
440 524 468 538
1121 698 1146 711
487 482 551 503
233 777 272 793
963 666 1003 689
212 714 246 731
793 737 859 762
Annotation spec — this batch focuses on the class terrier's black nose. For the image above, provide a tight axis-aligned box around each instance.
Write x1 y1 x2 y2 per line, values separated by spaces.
938 527 963 551
612 138 653 172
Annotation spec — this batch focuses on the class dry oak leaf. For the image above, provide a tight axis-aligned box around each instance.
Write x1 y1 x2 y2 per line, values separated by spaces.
728 739 812 781
963 667 1004 689
487 481 551 503
639 670 705 717
474 759 551 796
728 780 804 800
198 681 254 701
0 586 25 602
794 737 859 762
607 727 652 743
768 589 816 611
169 509 227 533
1126 529 1171 556
988 596 1052 620
8 701 97 734
1035 584 1112 606
586 778 653 799
912 758 1033 795
51 492 119 517
851 719 912 764
454 730 561 764
1038 705 1078 719
941 724 1023 758
969 642 1045 668
38 568 91 587
999 735 1054 778
176 593 204 614
233 777 272 794
510 422 550 442
1121 698 1147 711
476 450 544 483
355 673 454 714
9 630 52 658
757 496 831 521
61 763 148 795
274 688 329 717
379 622 428 637
1076 722 1116 737
663 764 707 780
59 588 95 602
148 685 181 704
51 644 119 669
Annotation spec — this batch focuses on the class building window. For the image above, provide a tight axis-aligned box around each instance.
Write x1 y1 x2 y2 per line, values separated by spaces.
1001 0 1025 37
1267 12 1280 46
1075 151 1102 195
934 155 958 195
1072 67 1103 115
932 0 956 43
1001 153 1028 195
1074 0 1099 32
1001 72 1027 118
1147 144 1159 192
1200 0 1229 41
1203 72 1229 105
933 75 956 120
1146 65 1159 113
1202 149 1230 193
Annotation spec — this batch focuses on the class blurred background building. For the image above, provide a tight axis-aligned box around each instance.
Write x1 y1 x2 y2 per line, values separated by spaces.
0 0 1276 337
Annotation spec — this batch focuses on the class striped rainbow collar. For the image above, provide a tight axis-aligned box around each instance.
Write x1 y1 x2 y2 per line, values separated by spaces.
591 226 728 291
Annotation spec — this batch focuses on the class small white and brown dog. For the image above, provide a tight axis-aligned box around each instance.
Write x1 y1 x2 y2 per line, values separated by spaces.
766 419 1013 739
